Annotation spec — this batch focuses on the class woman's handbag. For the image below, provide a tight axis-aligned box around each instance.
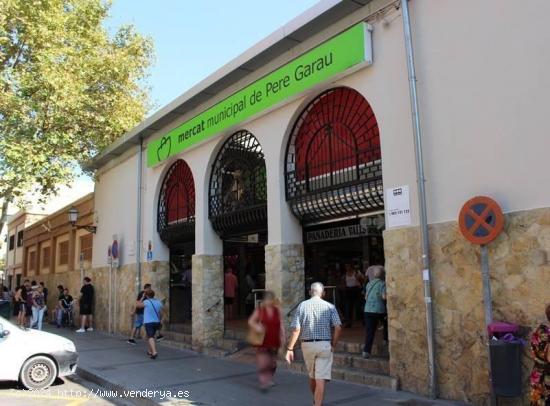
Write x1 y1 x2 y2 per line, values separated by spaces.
247 310 265 346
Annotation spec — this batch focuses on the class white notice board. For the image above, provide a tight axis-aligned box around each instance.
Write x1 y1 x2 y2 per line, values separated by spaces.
386 185 411 228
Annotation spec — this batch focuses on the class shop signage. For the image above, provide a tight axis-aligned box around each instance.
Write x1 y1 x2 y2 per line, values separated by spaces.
306 224 368 243
386 185 411 228
147 23 373 167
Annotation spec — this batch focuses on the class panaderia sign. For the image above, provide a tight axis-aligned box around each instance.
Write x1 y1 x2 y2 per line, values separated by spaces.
306 224 369 243
147 23 373 167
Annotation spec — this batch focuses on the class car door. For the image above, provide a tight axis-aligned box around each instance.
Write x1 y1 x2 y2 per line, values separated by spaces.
0 318 28 380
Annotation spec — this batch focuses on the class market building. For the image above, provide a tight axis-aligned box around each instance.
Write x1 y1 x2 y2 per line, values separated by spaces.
81 1 549 404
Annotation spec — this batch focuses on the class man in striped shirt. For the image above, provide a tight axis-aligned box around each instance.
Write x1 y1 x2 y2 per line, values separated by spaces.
286 282 342 406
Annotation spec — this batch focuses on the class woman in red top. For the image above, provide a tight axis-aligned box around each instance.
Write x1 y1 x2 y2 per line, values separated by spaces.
248 291 285 390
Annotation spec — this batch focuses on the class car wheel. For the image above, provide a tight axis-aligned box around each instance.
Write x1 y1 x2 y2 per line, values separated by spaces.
20 355 58 390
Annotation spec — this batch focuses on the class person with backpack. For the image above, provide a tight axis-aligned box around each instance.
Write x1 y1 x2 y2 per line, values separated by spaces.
135 289 164 359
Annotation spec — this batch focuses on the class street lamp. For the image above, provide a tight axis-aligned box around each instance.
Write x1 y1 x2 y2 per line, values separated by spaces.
68 207 97 234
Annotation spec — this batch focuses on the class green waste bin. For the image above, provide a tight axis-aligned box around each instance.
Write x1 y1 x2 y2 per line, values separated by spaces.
0 300 11 319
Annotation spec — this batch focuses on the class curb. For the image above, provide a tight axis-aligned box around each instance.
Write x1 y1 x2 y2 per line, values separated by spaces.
76 367 159 406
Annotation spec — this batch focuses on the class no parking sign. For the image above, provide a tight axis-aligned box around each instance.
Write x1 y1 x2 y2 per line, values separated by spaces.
458 196 504 245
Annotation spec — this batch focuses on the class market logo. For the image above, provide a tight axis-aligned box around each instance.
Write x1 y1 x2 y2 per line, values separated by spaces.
157 136 172 162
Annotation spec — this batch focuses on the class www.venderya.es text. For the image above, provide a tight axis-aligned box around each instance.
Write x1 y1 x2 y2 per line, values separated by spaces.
27 388 191 400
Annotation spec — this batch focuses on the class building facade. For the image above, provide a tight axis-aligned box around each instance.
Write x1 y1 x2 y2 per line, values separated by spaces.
5 211 48 289
21 193 95 314
83 1 550 404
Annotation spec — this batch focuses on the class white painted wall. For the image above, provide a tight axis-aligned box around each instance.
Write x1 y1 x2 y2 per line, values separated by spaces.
92 151 139 268
410 0 550 223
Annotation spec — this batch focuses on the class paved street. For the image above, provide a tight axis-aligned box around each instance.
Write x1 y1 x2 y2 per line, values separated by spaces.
0 374 132 406
36 325 470 406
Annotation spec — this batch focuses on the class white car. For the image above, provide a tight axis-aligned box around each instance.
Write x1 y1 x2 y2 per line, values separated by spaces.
0 316 78 389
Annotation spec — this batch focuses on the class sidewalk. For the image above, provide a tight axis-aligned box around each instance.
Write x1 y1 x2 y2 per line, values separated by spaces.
46 325 470 406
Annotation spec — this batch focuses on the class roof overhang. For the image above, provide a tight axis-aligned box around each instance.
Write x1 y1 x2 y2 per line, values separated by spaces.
85 0 374 171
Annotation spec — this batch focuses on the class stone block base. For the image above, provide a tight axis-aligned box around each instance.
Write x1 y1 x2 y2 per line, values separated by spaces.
384 207 550 405
191 254 223 349
265 244 305 329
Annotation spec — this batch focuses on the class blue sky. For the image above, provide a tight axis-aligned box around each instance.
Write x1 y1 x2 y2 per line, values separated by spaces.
106 0 319 112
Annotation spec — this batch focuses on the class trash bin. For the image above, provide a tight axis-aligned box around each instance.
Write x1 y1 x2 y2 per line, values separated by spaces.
0 300 11 319
489 340 523 397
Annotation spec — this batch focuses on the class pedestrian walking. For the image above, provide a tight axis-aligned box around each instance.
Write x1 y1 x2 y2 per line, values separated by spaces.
127 283 151 344
286 282 342 406
529 303 550 405
224 266 238 320
135 289 164 359
31 284 47 330
362 266 387 358
248 291 284 391
76 277 94 332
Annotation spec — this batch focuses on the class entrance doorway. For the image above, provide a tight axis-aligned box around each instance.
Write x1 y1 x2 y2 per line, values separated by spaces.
285 87 387 351
157 159 195 335
304 216 385 330
208 130 268 334
168 242 193 332
223 232 267 323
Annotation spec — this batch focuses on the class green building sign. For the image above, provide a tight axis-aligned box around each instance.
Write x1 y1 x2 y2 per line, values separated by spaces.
147 22 372 167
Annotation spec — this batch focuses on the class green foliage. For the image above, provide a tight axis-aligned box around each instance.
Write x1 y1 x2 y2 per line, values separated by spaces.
0 0 153 208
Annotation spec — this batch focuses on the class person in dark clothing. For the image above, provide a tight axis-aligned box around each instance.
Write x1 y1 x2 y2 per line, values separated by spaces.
76 277 94 332
27 281 37 327
39 282 48 318
14 286 26 327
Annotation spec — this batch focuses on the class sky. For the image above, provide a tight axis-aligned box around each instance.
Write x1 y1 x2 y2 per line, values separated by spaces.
2 0 321 232
106 0 320 111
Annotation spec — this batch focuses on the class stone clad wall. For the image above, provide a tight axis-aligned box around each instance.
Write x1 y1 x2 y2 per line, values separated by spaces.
41 261 169 336
265 244 305 330
191 255 223 349
385 207 550 405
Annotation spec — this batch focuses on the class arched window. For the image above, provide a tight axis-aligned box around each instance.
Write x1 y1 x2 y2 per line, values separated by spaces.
157 160 195 243
209 130 267 237
285 87 383 223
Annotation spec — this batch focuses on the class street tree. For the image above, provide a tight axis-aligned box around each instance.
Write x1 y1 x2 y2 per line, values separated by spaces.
0 0 153 232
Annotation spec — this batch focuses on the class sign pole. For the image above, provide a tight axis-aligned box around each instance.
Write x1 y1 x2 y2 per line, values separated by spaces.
458 196 504 406
480 244 497 406
108 260 112 334
480 244 493 327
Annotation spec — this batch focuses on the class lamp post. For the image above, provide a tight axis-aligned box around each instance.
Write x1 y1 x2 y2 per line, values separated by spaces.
68 207 97 234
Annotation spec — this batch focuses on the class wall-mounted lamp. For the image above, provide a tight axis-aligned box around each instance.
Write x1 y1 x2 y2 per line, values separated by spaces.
68 207 97 234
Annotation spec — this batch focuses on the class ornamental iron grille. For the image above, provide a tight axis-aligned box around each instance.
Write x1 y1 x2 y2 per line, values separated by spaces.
157 159 196 244
285 87 384 224
209 130 267 238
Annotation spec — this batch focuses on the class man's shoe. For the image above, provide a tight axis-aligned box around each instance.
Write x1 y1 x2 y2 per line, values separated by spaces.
156 335 164 342
127 339 136 345
76 328 86 333
362 351 371 359
87 327 94 331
